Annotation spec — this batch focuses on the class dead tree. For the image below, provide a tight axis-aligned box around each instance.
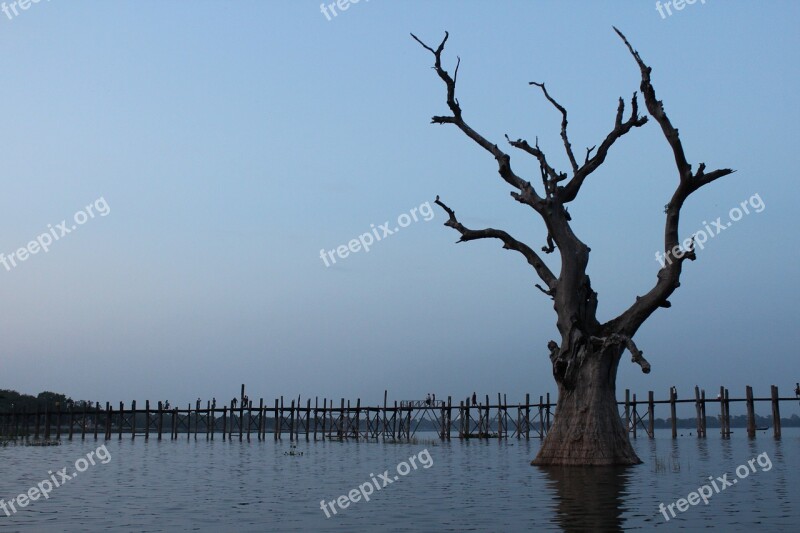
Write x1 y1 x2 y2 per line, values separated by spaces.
412 29 734 466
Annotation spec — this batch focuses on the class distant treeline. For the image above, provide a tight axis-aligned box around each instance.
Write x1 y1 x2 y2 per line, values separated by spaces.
0 389 90 412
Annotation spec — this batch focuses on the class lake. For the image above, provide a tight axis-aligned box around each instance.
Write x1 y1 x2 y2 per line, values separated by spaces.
1 429 797 531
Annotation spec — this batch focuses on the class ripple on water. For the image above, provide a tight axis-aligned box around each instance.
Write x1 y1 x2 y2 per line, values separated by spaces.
0 430 797 531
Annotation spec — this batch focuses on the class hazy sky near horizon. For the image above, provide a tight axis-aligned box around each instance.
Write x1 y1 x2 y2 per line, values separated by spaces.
1 1 798 414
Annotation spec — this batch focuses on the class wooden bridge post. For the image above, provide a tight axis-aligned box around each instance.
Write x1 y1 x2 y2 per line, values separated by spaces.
288 400 295 442
545 393 551 432
157 401 163 440
259 400 265 440
222 406 227 441
231 401 237 441
313 397 319 441
119 402 124 440
624 389 631 432
700 389 707 437
144 400 150 440
290 398 296 440
306 398 311 441
462 400 468 438
338 398 344 439
525 393 531 440
94 403 101 440
381 391 388 440
273 399 279 440
103 403 111 440
238 400 244 442
346 400 352 439
476 400 483 438
464 398 469 438
249 400 255 442
497 393 503 441
193 401 199 440
694 386 702 438
719 387 731 438
354 398 361 440
93 404 99 441
669 388 677 439
446 396 452 440
294 397 301 441
746 386 755 438
68 404 75 441
485 394 490 438
243 401 248 442
81 404 87 440
257 398 263 441
538 395 544 437
392 401 398 440
131 400 137 439
771 385 781 438
724 388 731 438
320 398 326 440
648 391 654 438
632 394 638 439
206 400 209 440
719 386 726 438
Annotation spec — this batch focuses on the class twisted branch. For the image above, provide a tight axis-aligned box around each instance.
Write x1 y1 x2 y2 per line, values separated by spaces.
434 196 557 290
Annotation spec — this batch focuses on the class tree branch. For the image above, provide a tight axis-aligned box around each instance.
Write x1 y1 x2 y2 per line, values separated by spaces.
529 82 578 174
608 28 735 336
505 135 567 205
411 32 545 210
559 92 648 202
590 334 651 373
614 27 691 181
434 195 557 290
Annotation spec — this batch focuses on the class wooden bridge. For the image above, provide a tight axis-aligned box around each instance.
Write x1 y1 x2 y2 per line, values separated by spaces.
0 385 794 442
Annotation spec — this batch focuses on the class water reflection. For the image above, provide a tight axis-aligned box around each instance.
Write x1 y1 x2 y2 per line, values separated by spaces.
540 465 634 532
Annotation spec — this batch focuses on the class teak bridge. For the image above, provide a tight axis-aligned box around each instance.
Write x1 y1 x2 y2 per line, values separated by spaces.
0 385 794 442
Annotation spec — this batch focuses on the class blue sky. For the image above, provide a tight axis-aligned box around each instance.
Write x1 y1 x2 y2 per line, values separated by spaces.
1 1 798 415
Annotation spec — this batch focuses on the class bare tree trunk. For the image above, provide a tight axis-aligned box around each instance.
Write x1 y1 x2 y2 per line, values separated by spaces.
413 29 733 466
534 344 639 466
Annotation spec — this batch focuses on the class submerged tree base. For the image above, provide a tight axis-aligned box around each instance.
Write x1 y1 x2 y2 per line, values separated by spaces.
532 350 642 466
532 436 643 467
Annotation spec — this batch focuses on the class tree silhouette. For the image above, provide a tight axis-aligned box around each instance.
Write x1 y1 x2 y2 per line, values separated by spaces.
413 29 734 465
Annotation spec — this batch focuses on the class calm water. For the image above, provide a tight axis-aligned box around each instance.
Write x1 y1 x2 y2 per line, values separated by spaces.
1 429 798 531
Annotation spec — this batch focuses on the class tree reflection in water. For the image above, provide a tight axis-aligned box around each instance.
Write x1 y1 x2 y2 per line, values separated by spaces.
541 465 634 532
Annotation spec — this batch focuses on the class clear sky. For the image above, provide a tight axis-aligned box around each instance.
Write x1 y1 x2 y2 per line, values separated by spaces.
1 1 798 415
